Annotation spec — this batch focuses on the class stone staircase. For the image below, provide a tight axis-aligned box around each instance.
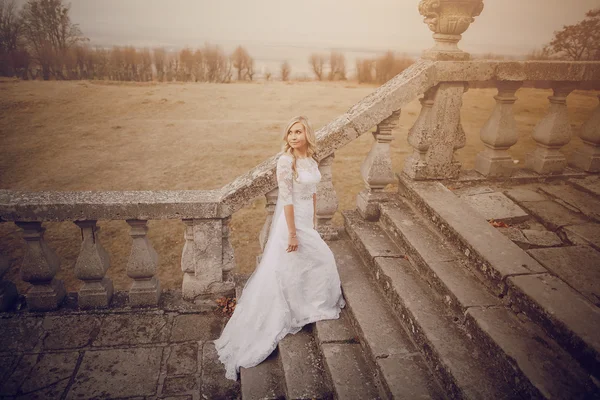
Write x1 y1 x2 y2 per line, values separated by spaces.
239 174 600 399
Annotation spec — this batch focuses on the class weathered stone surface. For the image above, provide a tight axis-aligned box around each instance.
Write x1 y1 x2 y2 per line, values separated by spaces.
460 192 529 224
528 246 600 306
1 351 79 398
373 250 516 398
329 240 445 399
201 341 240 400
0 317 42 352
563 223 600 251
68 347 163 398
380 202 456 264
518 200 588 231
240 349 285 400
0 189 221 221
507 273 600 376
163 375 198 394
93 313 170 346
278 326 332 399
166 342 199 376
539 184 600 221
521 229 562 248
42 314 101 350
315 309 356 344
170 313 223 342
465 307 597 399
342 210 403 263
496 227 530 249
399 177 547 294
451 185 495 197
320 343 380 400
0 355 17 384
569 175 600 196
378 201 500 311
504 187 547 203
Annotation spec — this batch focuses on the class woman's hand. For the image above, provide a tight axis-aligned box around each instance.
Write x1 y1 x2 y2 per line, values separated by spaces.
287 235 299 252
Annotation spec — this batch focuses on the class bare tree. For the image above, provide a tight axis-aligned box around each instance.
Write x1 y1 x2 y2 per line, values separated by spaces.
153 47 166 81
280 60 290 81
544 8 600 60
192 48 203 82
328 51 346 81
231 45 254 81
309 53 326 80
355 58 373 84
0 0 25 76
264 67 272 81
179 47 194 81
20 0 86 79
203 43 231 83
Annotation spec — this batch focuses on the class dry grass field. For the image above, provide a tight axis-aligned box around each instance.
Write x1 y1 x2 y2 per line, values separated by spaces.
0 78 598 294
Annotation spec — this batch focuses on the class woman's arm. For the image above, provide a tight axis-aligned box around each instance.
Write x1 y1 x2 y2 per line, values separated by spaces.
277 155 299 252
313 193 317 229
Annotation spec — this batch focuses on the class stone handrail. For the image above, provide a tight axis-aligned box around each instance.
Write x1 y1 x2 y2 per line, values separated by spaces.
1 59 599 313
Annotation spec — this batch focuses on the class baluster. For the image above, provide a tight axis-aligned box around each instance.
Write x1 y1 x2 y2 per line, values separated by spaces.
403 83 465 179
526 82 577 174
126 219 160 306
0 254 18 311
357 110 400 220
181 218 234 306
15 221 65 311
475 81 523 177
569 94 600 172
257 188 278 265
74 220 113 308
403 88 435 179
316 154 339 240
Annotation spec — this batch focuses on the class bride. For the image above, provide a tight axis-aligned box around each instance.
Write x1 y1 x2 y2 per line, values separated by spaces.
214 115 346 381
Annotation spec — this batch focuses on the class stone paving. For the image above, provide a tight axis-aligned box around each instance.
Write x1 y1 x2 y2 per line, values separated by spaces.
453 174 600 307
0 291 240 400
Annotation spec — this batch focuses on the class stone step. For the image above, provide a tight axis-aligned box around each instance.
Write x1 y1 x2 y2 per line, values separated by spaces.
314 310 381 399
278 325 333 400
378 200 500 314
328 238 445 400
343 212 517 399
241 348 286 400
397 174 600 380
376 201 598 398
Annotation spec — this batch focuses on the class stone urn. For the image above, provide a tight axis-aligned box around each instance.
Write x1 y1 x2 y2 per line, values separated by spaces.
418 0 485 60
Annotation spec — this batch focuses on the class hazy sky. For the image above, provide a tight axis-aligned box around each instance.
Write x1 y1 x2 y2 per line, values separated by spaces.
62 0 598 55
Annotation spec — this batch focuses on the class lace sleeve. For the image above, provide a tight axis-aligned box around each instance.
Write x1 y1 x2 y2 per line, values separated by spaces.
276 155 294 206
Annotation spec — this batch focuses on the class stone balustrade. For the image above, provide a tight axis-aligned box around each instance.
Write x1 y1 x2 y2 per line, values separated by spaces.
1 59 599 313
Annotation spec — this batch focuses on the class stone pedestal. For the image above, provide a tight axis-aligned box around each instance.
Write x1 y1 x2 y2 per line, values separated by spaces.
181 218 235 308
74 220 113 309
126 219 160 307
403 83 466 180
475 81 522 177
15 221 65 311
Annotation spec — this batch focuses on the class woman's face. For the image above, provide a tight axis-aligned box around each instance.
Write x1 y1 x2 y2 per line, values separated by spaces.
287 122 308 152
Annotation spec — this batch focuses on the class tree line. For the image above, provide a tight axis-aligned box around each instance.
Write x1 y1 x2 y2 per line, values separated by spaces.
0 0 597 83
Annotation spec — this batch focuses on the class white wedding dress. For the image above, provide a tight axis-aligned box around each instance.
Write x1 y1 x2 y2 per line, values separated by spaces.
214 153 346 381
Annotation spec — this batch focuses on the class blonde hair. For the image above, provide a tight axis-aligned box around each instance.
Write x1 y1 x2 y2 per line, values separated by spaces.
281 115 317 179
